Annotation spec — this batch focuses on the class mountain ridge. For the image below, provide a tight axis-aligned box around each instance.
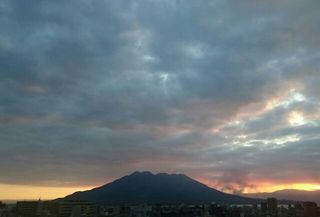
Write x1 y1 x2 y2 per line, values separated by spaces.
63 171 259 205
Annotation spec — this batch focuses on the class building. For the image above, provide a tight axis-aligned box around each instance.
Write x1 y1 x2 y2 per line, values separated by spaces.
260 201 267 216
267 198 278 217
17 201 42 217
129 204 152 217
58 200 96 217
301 202 318 217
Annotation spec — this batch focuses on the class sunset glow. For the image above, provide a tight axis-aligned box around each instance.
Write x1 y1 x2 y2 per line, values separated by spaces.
243 183 320 194
0 184 92 200
288 111 306 126
2 181 320 200
190 177 320 194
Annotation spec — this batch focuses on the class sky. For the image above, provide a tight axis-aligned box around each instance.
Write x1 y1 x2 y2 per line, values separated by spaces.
1 0 320 200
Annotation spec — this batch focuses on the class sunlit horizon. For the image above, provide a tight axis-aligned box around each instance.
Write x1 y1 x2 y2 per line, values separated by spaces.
2 180 320 201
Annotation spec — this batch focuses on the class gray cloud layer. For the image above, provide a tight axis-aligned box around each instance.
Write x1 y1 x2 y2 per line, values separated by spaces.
0 0 320 191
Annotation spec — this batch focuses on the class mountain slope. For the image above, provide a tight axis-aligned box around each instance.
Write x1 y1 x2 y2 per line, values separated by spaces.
63 171 259 204
244 189 320 204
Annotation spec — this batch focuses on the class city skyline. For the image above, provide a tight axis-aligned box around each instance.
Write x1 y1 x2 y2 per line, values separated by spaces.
1 0 320 200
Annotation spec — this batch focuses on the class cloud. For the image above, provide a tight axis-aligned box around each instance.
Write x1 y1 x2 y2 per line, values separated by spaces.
0 0 319 192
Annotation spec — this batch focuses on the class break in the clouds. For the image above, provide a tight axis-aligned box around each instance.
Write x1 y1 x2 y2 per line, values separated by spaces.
0 0 320 193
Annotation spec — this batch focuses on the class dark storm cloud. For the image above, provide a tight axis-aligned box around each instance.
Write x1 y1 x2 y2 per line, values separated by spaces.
0 0 320 190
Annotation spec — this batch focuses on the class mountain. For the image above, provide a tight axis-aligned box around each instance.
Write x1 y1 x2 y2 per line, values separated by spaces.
63 171 259 204
244 189 320 204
